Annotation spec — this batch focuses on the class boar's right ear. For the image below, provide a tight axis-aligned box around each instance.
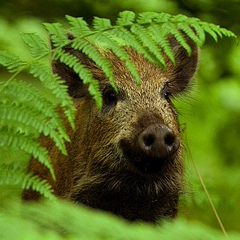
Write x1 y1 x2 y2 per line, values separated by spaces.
51 34 97 98
167 33 199 93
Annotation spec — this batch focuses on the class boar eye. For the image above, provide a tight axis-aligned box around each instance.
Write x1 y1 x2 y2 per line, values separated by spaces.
164 91 172 102
162 82 173 103
103 86 118 106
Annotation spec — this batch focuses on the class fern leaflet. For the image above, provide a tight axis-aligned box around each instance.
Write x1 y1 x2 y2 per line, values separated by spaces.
29 63 76 127
96 32 141 85
43 22 68 47
116 11 136 25
22 33 49 58
72 38 116 91
54 49 103 109
0 163 55 200
0 128 55 180
164 22 192 55
0 81 69 141
131 24 166 67
0 51 26 73
112 27 158 65
93 17 112 30
66 15 92 36
148 24 175 64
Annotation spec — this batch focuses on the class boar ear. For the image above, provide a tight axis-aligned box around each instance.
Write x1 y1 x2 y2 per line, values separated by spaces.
51 34 95 98
167 33 199 93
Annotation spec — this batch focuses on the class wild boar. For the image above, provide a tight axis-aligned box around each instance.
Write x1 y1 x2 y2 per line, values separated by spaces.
23 34 198 223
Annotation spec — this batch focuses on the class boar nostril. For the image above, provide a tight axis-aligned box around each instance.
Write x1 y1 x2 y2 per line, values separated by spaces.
143 134 155 147
164 133 175 147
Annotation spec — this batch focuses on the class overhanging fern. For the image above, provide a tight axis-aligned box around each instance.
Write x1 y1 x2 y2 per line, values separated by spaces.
0 11 236 201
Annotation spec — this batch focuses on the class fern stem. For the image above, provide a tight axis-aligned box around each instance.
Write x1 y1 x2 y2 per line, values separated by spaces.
0 65 29 92
186 145 229 239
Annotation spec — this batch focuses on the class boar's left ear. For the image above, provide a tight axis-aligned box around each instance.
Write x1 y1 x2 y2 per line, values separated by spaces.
167 33 199 93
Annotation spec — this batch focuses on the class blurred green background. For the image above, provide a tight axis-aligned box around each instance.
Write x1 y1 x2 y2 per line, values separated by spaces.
0 0 239 234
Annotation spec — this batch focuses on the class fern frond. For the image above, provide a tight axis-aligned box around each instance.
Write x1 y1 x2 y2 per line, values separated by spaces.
116 11 136 25
0 51 26 73
130 24 166 67
177 22 203 46
206 23 236 39
199 22 219 42
66 15 91 36
43 22 68 47
0 100 67 155
0 163 23 186
217 27 236 38
96 32 141 85
23 174 55 199
137 12 162 24
0 128 55 180
0 163 55 200
147 24 175 64
171 14 189 23
53 50 102 108
163 22 192 55
0 80 69 142
112 27 158 65
151 12 172 23
72 38 116 91
93 17 112 30
28 63 76 127
21 33 49 58
187 20 206 44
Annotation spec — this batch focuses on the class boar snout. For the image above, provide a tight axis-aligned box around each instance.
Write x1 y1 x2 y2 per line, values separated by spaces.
120 121 180 174
138 124 180 159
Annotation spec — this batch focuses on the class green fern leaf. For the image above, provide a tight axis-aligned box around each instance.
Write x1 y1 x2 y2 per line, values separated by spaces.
112 27 158 65
0 128 55 180
137 12 161 24
88 82 102 107
163 23 192 55
0 51 26 73
218 27 237 38
29 63 76 127
188 20 206 44
0 80 69 142
0 163 30 187
116 11 136 25
54 50 102 109
207 23 236 39
22 33 49 58
96 32 141 85
154 12 172 23
66 15 92 36
131 24 166 67
177 22 203 46
93 17 112 30
148 24 175 64
23 173 55 199
0 100 67 155
0 163 55 200
72 38 116 91
171 14 189 22
43 22 68 47
200 22 219 42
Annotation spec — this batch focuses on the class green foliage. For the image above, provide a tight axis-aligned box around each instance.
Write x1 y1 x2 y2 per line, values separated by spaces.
1 199 240 240
0 10 237 239
0 163 55 200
